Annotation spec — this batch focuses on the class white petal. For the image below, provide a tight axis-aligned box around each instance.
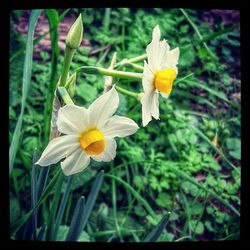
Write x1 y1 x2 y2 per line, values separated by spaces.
141 89 159 127
35 135 79 166
91 138 117 162
142 61 154 92
146 25 161 71
61 148 90 176
146 26 170 72
101 115 139 138
88 85 119 127
57 105 89 135
158 39 170 68
150 91 160 120
161 47 180 69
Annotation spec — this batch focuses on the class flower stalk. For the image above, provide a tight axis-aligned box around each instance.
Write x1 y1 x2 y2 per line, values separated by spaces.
75 66 143 80
60 47 75 87
115 54 147 68
115 85 140 100
60 14 83 87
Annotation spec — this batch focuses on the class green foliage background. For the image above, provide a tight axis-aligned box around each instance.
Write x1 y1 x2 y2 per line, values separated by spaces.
9 8 241 241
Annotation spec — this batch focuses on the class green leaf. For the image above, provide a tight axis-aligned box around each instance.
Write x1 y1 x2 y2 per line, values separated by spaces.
226 138 241 160
190 124 239 173
105 174 157 219
43 9 60 141
66 196 86 241
184 79 230 103
52 176 74 240
67 170 104 241
9 9 43 175
10 170 62 235
143 214 170 242
56 225 90 242
155 161 240 217
190 221 204 235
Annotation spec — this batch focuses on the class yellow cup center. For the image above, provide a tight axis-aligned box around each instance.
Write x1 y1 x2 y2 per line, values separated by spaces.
154 68 177 94
80 128 105 156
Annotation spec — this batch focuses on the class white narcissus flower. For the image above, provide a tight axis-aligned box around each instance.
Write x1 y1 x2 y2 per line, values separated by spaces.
36 86 139 176
141 25 180 127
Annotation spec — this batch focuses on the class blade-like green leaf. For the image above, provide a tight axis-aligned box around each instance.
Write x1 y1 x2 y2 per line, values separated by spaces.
46 171 65 240
190 124 239 173
10 170 63 235
9 9 43 175
155 161 240 217
52 175 74 240
66 196 86 241
143 214 170 242
66 170 104 241
10 9 70 63
184 79 230 103
105 174 157 219
80 170 105 232
31 151 39 240
43 9 60 142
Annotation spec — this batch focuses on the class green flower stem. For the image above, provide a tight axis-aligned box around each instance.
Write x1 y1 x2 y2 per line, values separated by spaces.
60 46 75 87
128 63 144 72
57 87 75 105
115 85 140 100
75 66 143 80
115 54 147 68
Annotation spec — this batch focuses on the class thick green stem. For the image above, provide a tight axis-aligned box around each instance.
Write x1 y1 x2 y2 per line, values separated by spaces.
60 46 75 87
115 85 140 100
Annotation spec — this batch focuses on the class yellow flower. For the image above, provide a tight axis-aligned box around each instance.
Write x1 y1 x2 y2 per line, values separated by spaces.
141 25 179 127
36 86 139 176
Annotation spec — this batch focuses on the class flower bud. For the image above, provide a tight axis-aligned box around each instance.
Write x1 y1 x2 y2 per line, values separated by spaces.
65 14 83 49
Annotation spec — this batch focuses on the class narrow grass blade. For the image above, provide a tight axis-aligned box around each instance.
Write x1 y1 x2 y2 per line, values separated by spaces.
31 152 38 240
66 196 86 241
184 79 230 103
46 172 65 240
190 124 239 173
173 89 216 109
180 8 216 61
66 170 104 241
105 174 156 219
11 170 63 235
37 166 50 199
202 24 239 43
103 8 111 29
37 224 46 240
143 214 170 242
52 175 74 240
153 161 240 217
43 9 60 142
80 170 105 232
10 9 70 63
9 9 43 175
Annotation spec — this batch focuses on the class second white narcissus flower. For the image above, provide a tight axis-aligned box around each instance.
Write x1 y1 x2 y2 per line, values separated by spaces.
141 25 180 127
36 86 139 176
